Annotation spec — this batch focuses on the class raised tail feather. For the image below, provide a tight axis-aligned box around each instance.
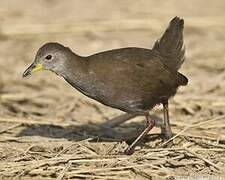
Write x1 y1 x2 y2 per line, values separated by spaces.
153 16 185 71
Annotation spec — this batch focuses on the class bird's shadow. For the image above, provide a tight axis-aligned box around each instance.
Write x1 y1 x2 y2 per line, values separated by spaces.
16 116 164 146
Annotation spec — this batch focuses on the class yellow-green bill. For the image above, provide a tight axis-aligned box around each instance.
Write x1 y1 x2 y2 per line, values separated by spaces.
32 63 43 73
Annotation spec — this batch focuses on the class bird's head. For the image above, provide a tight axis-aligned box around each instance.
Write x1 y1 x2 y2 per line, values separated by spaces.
23 42 72 77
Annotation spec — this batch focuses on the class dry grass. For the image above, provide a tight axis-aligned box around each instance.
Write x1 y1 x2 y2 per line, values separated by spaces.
0 0 225 179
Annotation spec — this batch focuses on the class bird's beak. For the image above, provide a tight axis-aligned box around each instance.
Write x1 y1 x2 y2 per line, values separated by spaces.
23 63 44 77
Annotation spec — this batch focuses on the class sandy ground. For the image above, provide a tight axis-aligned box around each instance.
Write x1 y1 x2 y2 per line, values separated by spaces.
0 0 225 179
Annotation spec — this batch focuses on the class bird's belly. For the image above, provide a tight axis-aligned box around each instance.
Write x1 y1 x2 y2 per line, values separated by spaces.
64 76 177 114
67 81 145 113
78 84 158 113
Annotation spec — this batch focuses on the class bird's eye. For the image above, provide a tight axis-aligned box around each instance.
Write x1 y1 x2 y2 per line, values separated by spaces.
45 55 52 60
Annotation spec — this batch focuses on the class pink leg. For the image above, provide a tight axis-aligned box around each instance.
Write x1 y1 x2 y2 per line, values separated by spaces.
162 101 173 139
101 113 137 128
124 114 155 155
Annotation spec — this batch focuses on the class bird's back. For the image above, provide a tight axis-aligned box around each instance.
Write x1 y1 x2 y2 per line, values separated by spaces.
82 48 182 113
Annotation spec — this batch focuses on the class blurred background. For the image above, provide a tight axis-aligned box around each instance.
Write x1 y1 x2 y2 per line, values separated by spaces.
0 0 225 179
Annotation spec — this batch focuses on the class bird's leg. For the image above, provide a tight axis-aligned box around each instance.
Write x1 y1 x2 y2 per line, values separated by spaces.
101 113 137 128
161 101 173 139
124 113 155 155
100 113 138 139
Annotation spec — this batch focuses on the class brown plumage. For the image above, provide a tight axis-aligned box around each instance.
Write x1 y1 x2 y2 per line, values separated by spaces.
23 17 188 154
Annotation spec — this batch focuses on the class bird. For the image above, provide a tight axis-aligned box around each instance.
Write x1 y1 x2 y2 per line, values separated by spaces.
23 17 188 154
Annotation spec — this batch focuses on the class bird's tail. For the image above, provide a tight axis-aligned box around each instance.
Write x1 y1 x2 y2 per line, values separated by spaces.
153 17 185 71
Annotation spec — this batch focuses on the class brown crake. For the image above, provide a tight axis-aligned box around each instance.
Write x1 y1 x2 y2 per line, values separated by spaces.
23 17 188 154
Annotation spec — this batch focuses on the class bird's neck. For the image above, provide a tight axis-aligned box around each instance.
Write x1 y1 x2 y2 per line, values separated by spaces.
61 54 89 90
